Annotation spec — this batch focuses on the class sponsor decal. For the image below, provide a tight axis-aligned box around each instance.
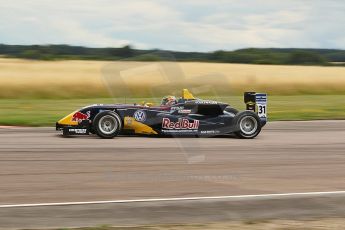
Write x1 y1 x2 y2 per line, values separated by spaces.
161 129 198 134
255 93 267 103
200 130 220 134
195 100 217 104
72 111 90 122
178 109 191 114
134 110 146 122
68 128 87 134
127 117 133 125
162 118 199 130
171 106 184 111
256 93 267 119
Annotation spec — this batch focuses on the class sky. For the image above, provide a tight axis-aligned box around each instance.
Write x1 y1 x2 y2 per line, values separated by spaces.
0 0 344 52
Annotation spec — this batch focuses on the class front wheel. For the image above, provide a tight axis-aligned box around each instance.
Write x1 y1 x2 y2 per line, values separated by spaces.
93 111 122 139
234 111 261 139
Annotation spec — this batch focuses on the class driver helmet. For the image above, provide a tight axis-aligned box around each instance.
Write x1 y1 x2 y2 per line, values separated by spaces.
161 95 177 106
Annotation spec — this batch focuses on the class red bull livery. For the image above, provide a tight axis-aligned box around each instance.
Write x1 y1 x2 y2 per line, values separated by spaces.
56 89 267 139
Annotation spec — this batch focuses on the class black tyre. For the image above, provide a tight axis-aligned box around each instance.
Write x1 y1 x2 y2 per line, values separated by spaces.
62 128 71 137
234 111 261 139
89 127 96 135
93 111 122 139
224 106 239 115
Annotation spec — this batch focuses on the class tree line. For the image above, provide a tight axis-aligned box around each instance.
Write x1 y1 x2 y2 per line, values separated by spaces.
1 44 345 66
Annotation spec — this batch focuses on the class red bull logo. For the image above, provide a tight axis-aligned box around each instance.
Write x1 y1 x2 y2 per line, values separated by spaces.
162 118 199 129
72 111 90 122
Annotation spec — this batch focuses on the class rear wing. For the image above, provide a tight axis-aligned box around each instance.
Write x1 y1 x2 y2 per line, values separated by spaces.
244 92 267 122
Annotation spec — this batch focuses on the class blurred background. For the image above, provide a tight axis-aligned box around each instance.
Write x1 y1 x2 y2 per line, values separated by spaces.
1 0 345 126
2 2 345 229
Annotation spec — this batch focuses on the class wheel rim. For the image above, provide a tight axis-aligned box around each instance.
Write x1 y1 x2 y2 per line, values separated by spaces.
240 116 258 135
98 115 118 135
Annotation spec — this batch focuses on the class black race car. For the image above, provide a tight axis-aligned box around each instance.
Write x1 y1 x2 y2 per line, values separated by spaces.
56 89 267 139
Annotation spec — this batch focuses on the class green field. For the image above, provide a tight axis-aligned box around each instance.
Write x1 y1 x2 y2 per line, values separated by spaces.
1 59 345 126
1 95 344 126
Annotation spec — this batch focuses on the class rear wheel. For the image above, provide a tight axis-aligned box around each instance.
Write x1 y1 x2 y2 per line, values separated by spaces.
234 111 261 139
93 111 122 139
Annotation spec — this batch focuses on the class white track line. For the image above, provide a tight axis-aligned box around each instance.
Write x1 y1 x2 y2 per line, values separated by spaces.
1 190 345 208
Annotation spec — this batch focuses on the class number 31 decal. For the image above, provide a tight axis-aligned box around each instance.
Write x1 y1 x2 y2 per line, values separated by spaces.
258 104 267 118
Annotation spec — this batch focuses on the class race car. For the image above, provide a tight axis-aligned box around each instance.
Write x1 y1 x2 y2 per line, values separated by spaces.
56 89 267 139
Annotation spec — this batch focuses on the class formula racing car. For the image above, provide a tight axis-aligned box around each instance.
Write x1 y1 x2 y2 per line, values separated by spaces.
56 89 267 139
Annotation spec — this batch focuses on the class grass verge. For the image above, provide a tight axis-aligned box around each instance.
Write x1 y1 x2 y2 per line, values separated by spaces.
1 95 344 126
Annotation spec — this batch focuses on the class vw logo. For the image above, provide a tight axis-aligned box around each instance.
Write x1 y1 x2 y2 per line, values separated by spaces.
134 110 146 122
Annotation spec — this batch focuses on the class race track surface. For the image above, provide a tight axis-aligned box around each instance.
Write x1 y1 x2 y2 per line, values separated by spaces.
1 120 345 228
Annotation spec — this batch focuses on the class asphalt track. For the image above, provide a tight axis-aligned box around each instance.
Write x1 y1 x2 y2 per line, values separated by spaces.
1 120 345 229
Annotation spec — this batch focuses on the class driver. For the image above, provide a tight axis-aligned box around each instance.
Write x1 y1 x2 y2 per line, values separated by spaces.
161 95 177 106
